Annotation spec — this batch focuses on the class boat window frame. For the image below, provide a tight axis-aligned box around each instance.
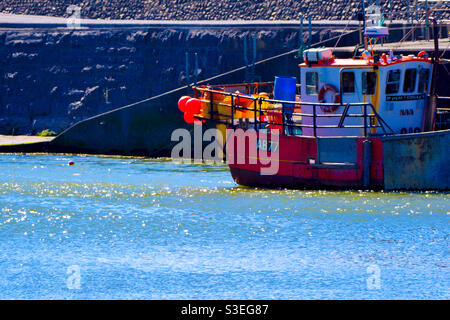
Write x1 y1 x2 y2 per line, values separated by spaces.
418 68 431 93
305 71 319 96
403 68 417 93
341 71 355 94
385 69 401 94
361 71 377 95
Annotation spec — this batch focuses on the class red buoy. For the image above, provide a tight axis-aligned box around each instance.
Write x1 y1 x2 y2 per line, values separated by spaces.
68 161 75 166
183 112 195 124
185 98 201 114
178 96 191 112
418 51 429 58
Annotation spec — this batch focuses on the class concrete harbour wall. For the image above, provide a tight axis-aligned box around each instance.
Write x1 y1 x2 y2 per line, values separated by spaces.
0 22 358 136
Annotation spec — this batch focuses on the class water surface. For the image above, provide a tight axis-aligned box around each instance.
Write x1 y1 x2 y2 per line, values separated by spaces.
0 154 448 299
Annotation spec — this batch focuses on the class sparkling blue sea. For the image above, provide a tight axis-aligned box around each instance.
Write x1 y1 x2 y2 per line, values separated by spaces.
0 154 448 299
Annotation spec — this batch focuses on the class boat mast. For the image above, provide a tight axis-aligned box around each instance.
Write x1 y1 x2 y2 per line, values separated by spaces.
423 17 440 131
362 0 366 49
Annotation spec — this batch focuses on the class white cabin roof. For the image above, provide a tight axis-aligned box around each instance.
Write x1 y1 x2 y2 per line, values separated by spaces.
299 56 433 68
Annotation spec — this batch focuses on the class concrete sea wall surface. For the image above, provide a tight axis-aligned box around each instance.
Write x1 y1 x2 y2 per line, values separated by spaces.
0 25 353 136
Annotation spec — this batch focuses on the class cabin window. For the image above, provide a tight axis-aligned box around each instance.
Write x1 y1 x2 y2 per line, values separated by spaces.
385 70 401 94
305 72 318 95
403 68 417 93
418 68 430 93
341 72 355 93
362 72 377 95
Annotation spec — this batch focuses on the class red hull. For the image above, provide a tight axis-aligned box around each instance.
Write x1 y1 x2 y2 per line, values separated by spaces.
226 131 384 189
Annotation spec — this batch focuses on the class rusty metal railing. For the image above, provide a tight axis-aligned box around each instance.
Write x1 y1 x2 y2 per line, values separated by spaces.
436 107 450 131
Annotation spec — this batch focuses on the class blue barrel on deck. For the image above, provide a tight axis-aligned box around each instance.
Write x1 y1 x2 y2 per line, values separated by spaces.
273 76 296 114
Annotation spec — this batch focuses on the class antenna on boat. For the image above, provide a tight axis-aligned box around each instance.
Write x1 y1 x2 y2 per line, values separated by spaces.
361 0 366 40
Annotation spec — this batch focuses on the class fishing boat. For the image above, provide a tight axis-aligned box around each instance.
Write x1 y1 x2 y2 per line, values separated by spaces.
177 17 450 191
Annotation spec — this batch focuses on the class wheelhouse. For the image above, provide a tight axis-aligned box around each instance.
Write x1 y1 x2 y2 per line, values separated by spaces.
299 49 433 137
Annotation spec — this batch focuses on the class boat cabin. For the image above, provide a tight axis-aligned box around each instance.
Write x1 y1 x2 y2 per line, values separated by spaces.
299 48 433 137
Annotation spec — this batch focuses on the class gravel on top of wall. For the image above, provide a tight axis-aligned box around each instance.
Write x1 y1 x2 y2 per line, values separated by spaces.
1 0 447 21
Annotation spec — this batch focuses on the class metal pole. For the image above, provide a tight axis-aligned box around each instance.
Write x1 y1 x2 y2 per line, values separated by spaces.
254 99 258 131
426 0 430 41
363 104 367 137
432 17 439 81
359 20 363 45
406 0 410 25
194 52 198 86
210 91 214 121
363 140 372 187
231 95 234 127
313 105 317 137
259 99 263 130
411 1 415 42
389 0 393 23
300 14 304 47
362 0 366 30
308 15 312 48
415 1 418 22
252 34 256 83
185 52 190 85
243 34 249 82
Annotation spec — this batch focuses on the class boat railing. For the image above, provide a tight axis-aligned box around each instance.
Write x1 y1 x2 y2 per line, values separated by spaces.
192 85 395 137
435 107 450 131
